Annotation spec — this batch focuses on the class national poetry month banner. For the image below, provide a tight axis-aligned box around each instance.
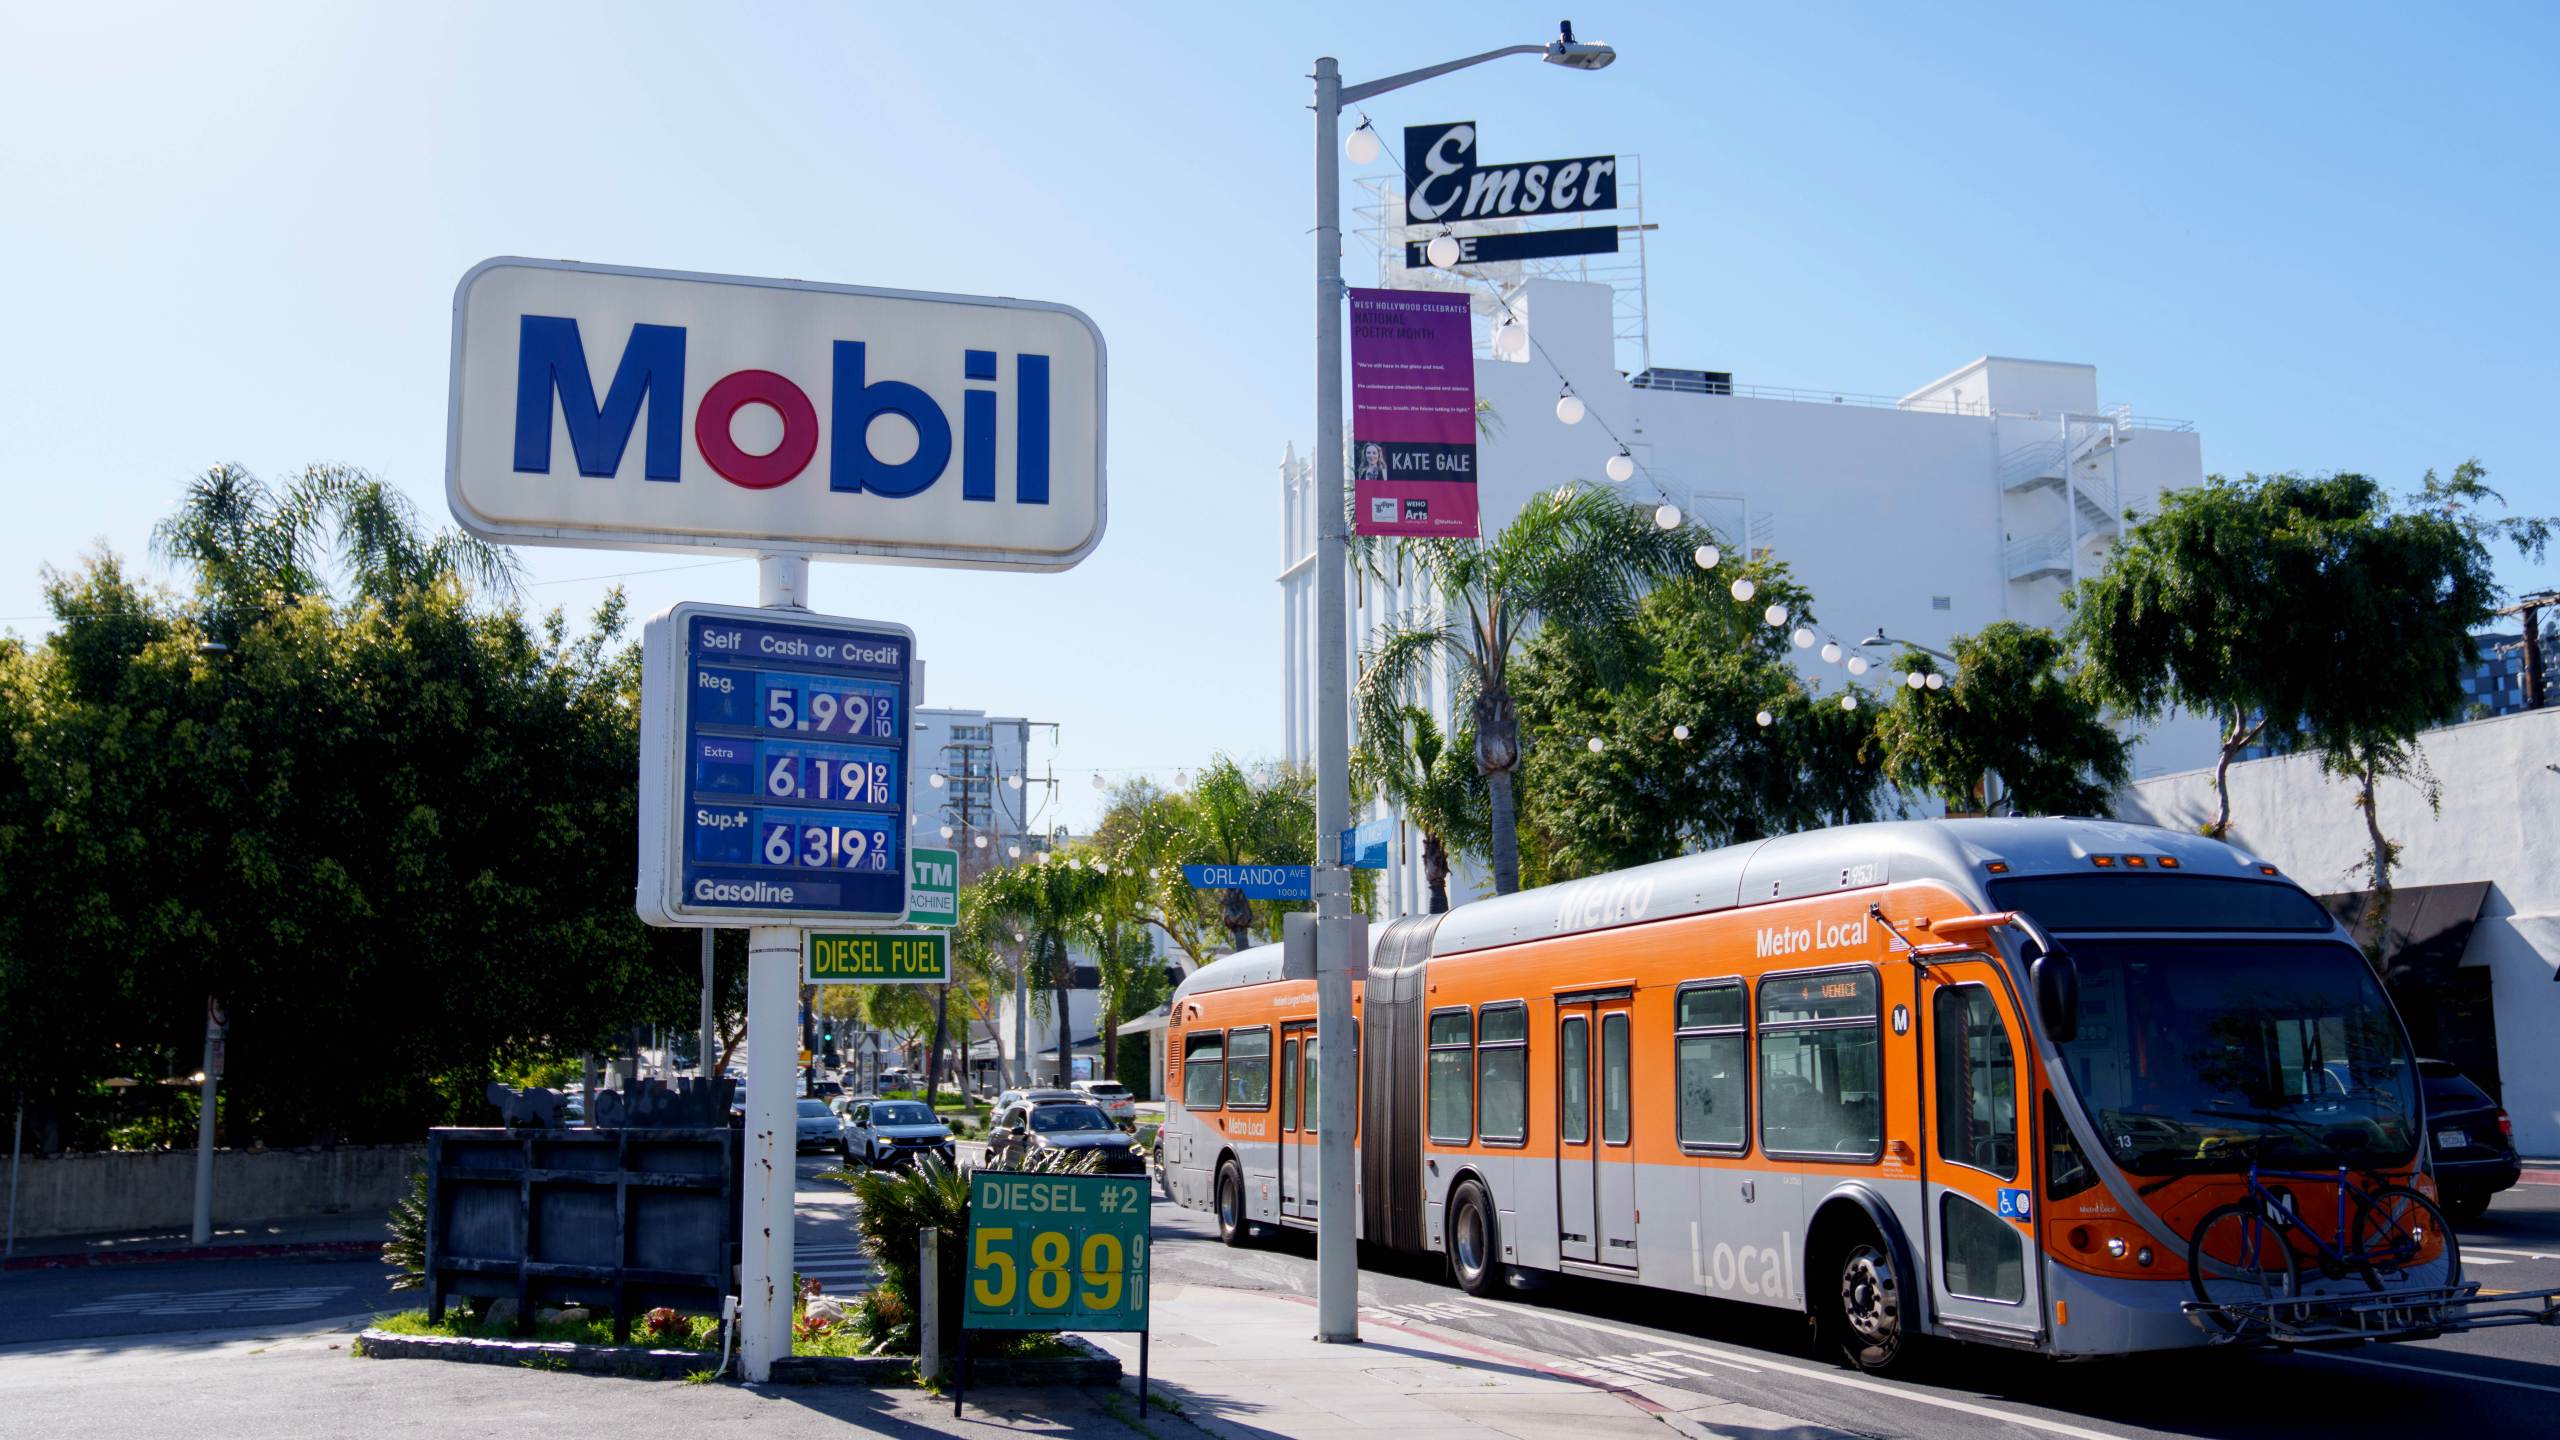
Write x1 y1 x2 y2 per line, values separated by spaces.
1349 287 1478 538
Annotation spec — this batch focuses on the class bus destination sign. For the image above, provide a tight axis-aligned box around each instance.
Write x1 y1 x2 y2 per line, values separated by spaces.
637 601 915 927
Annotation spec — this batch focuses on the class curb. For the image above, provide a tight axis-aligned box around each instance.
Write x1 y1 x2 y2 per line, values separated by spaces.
3 1239 379 1271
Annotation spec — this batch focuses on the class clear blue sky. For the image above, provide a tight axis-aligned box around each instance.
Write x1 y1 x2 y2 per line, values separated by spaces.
5 3 2554 829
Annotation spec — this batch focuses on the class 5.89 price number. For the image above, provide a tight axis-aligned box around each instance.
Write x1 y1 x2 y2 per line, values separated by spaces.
970 1228 1146 1315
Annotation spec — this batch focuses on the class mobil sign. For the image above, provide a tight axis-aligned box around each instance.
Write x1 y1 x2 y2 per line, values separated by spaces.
446 258 1105 570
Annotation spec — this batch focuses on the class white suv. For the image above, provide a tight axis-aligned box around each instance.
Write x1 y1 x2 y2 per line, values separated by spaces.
1072 1079 1137 1123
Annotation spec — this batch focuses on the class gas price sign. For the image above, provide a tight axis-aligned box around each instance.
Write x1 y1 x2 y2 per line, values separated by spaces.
637 601 915 927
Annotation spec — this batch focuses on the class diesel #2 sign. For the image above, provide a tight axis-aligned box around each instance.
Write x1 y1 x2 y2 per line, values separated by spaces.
447 258 1105 571
637 601 914 928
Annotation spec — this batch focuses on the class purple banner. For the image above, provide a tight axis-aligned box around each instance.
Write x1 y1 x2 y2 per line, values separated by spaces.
1349 288 1478 537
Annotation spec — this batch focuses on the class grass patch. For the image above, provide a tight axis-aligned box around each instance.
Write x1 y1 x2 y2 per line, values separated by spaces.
369 1307 719 1351
683 1368 722 1385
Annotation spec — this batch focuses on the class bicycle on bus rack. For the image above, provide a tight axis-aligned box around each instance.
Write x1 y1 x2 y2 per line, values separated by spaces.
2182 1159 2477 1343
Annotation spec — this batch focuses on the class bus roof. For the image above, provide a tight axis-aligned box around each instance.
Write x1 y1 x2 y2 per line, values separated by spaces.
1170 817 2288 1004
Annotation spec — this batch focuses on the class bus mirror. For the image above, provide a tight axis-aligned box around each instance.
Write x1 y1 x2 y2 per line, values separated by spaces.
2034 950 2080 1044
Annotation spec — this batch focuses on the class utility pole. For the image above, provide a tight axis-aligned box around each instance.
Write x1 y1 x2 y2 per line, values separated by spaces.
2495 591 2555 712
190 997 226 1246
699 928 715 1080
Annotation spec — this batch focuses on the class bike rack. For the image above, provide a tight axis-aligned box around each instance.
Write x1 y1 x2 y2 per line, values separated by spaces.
2183 1281 2560 1345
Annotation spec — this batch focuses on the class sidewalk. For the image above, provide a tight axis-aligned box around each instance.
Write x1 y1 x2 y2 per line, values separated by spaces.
1081 1280 1845 1440
2 1211 386 1269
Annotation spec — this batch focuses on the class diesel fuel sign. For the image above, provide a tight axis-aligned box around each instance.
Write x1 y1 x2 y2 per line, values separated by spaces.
806 930 949 985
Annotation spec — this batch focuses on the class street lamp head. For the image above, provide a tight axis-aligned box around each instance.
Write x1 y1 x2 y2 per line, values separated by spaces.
1858 632 1887 648
1544 20 1616 70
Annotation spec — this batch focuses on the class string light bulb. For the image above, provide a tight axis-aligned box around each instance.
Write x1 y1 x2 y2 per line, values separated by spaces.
1764 603 1789 628
1693 544 1720 570
1586 736 1606 753
1926 671 1947 691
1841 694 1860 712
939 824 955 840
1007 774 1023 791
974 834 989 849
1493 320 1528 359
1756 709 1775 727
1820 641 1842 664
1654 503 1681 529
1007 844 1022 859
1555 389 1586 425
928 772 946 789
1731 578 1757 603
1426 233 1461 269
1672 724 1691 741
1792 626 1816 648
1606 449 1635 483
1907 671 1928 689
1090 773 1104 790
1845 655 1870 676
1175 768 1190 788
1345 124 1382 165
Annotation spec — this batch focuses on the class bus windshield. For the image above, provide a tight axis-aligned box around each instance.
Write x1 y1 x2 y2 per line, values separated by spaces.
2051 939 2417 1174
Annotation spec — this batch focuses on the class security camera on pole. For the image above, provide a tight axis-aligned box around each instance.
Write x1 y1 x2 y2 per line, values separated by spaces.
1309 20 1615 1345
447 258 1104 1381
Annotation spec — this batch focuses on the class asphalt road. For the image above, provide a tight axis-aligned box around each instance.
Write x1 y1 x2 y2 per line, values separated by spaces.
0 1252 399 1349
1145 1181 2560 1440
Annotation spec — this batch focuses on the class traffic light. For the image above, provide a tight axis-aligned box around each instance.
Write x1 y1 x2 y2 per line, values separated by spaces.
821 1021 838 1069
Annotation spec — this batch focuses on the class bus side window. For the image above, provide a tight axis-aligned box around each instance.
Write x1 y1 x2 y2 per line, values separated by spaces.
1477 1004 1528 1144
1675 980 1749 1153
1757 968 1882 1161
1182 1031 1226 1111
1427 1008 1473 1143
1227 1027 1272 1110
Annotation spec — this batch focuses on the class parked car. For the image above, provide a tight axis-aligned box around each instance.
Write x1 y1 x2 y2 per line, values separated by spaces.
993 1087 1081 1113
986 1098 1146 1175
1072 1079 1138 1124
878 1066 917 1091
2421 1058 2520 1222
811 1079 844 1098
840 1098 956 1168
793 1098 840 1154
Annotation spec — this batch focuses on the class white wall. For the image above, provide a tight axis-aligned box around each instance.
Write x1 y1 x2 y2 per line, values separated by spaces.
2113 707 2560 1155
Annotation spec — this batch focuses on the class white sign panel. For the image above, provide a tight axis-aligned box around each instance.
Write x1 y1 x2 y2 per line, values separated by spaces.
447 258 1106 571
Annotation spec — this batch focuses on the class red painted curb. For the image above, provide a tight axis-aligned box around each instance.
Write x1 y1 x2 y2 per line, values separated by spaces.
2518 1170 2560 1187
2 1239 378 1271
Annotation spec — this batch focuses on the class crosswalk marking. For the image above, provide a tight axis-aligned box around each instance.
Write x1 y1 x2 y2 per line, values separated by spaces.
796 1243 879 1296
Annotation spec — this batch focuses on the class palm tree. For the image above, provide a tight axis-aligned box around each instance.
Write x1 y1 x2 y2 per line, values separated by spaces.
974 856 1108 1087
1360 486 1695 894
1351 704 1487 913
152 463 519 638
1184 758 1317 951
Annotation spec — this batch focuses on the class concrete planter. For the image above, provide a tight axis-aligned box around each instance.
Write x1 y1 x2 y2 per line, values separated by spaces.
352 1327 1121 1388
354 1328 717 1379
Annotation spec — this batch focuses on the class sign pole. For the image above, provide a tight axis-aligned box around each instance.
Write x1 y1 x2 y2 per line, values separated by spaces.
191 997 225 1246
699 928 715 1080
739 552 812 1383
1309 53 1362 1350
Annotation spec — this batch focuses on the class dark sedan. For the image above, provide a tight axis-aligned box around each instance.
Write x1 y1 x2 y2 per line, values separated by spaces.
988 1100 1147 1175
2422 1058 2520 1222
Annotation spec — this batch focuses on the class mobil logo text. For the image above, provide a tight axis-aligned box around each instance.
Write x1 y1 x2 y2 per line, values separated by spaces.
515 314 1052 501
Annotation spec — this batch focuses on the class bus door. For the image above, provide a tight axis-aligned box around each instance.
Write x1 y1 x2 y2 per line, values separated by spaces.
1918 956 2042 1339
1280 1023 1317 1221
1557 994 1638 1268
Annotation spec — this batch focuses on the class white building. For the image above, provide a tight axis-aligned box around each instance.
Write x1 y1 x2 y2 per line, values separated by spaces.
906 708 1054 865
1282 275 2219 918
2115 707 2560 1156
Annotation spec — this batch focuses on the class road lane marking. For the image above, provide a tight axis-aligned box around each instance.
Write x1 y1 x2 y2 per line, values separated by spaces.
2299 1350 2560 1395
2462 1255 2513 1265
56 1286 351 1319
1488 1307 2134 1440
2468 1247 2560 1261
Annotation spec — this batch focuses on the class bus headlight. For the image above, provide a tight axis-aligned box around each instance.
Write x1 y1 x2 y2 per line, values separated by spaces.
2106 1237 2128 1258
2135 1247 2154 1267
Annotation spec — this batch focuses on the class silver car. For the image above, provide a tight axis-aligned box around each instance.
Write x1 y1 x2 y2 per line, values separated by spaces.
840 1098 955 1168
1072 1079 1137 1124
793 1098 839 1154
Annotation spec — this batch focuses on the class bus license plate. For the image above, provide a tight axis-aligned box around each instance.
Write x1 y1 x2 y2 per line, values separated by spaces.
2436 1127 2466 1150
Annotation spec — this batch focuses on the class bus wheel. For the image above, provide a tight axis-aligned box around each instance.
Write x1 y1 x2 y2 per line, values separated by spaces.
1823 1227 1915 1374
1216 1161 1254 1248
1447 1181 1502 1298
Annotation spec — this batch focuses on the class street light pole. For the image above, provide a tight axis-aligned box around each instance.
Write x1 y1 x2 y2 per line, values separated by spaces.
191 997 225 1246
1307 20 1615 1348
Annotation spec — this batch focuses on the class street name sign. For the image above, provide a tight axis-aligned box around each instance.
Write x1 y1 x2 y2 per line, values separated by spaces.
963 1172 1148 1332
637 601 914 927
907 845 960 927
447 258 1106 571
1181 864 1312 901
1338 819 1391 871
807 930 949 985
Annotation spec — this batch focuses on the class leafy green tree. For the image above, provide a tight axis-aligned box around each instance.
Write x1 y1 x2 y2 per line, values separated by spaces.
1361 487 1696 894
1508 558 1881 882
1086 766 1328 965
1185 758 1318 951
1872 623 2129 817
2072 467 2526 840
1351 704 1487 913
0 466 699 1150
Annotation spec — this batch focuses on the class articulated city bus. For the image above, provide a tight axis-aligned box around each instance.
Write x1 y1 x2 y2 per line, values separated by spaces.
1159 818 2512 1371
